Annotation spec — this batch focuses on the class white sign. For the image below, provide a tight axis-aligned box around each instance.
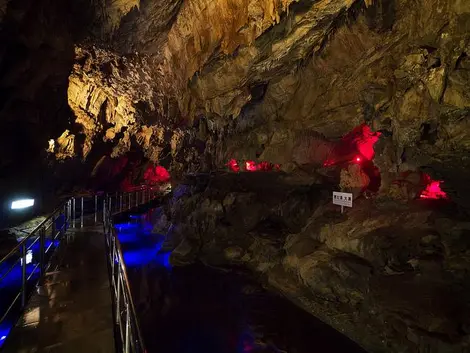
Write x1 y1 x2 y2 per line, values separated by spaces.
20 250 33 266
333 192 353 208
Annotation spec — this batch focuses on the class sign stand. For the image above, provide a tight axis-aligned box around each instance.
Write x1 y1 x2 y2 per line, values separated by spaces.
333 191 353 213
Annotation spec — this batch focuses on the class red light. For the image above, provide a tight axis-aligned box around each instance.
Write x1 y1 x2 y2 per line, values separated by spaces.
154 166 170 182
226 159 281 172
419 174 447 199
245 160 257 171
143 165 170 185
323 124 381 166
227 159 240 172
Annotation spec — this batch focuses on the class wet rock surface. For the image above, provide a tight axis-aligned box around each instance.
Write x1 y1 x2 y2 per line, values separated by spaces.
154 173 470 353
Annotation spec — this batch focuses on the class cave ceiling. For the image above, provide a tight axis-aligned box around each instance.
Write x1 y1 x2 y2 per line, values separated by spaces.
0 0 469 203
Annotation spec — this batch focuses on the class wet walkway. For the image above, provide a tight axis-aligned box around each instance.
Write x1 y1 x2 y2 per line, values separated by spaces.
2 226 115 353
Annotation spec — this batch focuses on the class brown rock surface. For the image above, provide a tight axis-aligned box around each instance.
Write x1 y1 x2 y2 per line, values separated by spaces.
157 173 470 353
1 0 470 351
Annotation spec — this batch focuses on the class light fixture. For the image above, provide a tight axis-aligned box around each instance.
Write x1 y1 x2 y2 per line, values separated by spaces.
20 250 33 265
11 199 35 210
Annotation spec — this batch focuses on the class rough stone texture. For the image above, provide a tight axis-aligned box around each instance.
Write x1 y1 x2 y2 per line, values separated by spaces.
156 173 470 353
1 0 470 352
20 0 465 207
2 0 469 202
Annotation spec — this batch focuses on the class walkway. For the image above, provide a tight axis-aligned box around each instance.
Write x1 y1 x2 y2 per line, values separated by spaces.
2 226 115 353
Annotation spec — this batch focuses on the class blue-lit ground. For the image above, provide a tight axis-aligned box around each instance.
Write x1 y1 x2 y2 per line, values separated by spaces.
114 212 171 269
0 238 59 348
121 209 366 353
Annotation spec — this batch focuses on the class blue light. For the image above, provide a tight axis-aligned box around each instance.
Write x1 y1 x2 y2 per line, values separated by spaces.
0 236 61 347
156 251 172 269
116 232 141 244
114 214 172 270
122 249 157 267
114 223 140 231
0 322 12 348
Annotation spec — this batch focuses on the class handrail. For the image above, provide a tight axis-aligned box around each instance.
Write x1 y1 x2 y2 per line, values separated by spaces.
114 235 146 352
0 201 68 265
0 186 158 352
103 189 155 353
0 199 70 328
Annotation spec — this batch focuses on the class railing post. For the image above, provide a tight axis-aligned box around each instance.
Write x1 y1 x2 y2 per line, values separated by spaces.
39 227 46 283
62 204 67 236
109 197 113 216
21 243 27 308
51 213 56 239
142 189 145 204
79 197 84 228
72 197 76 228
103 198 107 224
128 193 131 210
67 200 71 225
94 195 98 223
120 194 123 213
116 266 121 324
135 192 138 208
125 302 130 353
111 237 116 283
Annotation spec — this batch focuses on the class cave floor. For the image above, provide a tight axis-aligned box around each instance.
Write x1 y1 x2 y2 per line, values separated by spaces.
2 226 115 353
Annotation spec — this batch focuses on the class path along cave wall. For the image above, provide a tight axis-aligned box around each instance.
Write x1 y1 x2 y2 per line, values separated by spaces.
1 0 470 352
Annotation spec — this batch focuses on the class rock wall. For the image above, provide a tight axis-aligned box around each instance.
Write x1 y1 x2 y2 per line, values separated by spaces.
29 0 469 205
155 173 470 353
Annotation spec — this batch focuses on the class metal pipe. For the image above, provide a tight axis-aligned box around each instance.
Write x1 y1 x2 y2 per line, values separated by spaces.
21 243 27 307
103 198 106 224
67 200 71 226
94 195 98 223
116 267 121 323
80 197 84 228
39 227 45 283
62 205 67 236
111 237 115 280
125 302 130 353
51 214 56 238
72 197 76 228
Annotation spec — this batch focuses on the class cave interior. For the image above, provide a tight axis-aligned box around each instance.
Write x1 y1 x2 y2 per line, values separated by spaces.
1 0 470 352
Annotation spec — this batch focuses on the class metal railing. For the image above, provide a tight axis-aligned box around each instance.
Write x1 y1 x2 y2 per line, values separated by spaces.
0 200 71 326
0 186 158 353
103 188 157 353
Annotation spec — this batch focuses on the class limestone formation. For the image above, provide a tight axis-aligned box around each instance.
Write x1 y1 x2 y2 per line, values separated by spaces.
1 0 470 352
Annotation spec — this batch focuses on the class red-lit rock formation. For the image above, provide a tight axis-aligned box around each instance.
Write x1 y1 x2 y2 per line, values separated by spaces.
1 0 470 352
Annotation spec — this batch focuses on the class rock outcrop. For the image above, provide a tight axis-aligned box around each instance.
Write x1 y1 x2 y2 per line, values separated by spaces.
155 173 470 353
1 0 470 352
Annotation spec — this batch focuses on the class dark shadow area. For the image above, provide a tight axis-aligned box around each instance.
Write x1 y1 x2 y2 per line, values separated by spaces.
0 0 97 217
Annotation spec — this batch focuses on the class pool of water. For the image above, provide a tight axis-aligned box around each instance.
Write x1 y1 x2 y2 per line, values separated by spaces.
115 211 367 353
